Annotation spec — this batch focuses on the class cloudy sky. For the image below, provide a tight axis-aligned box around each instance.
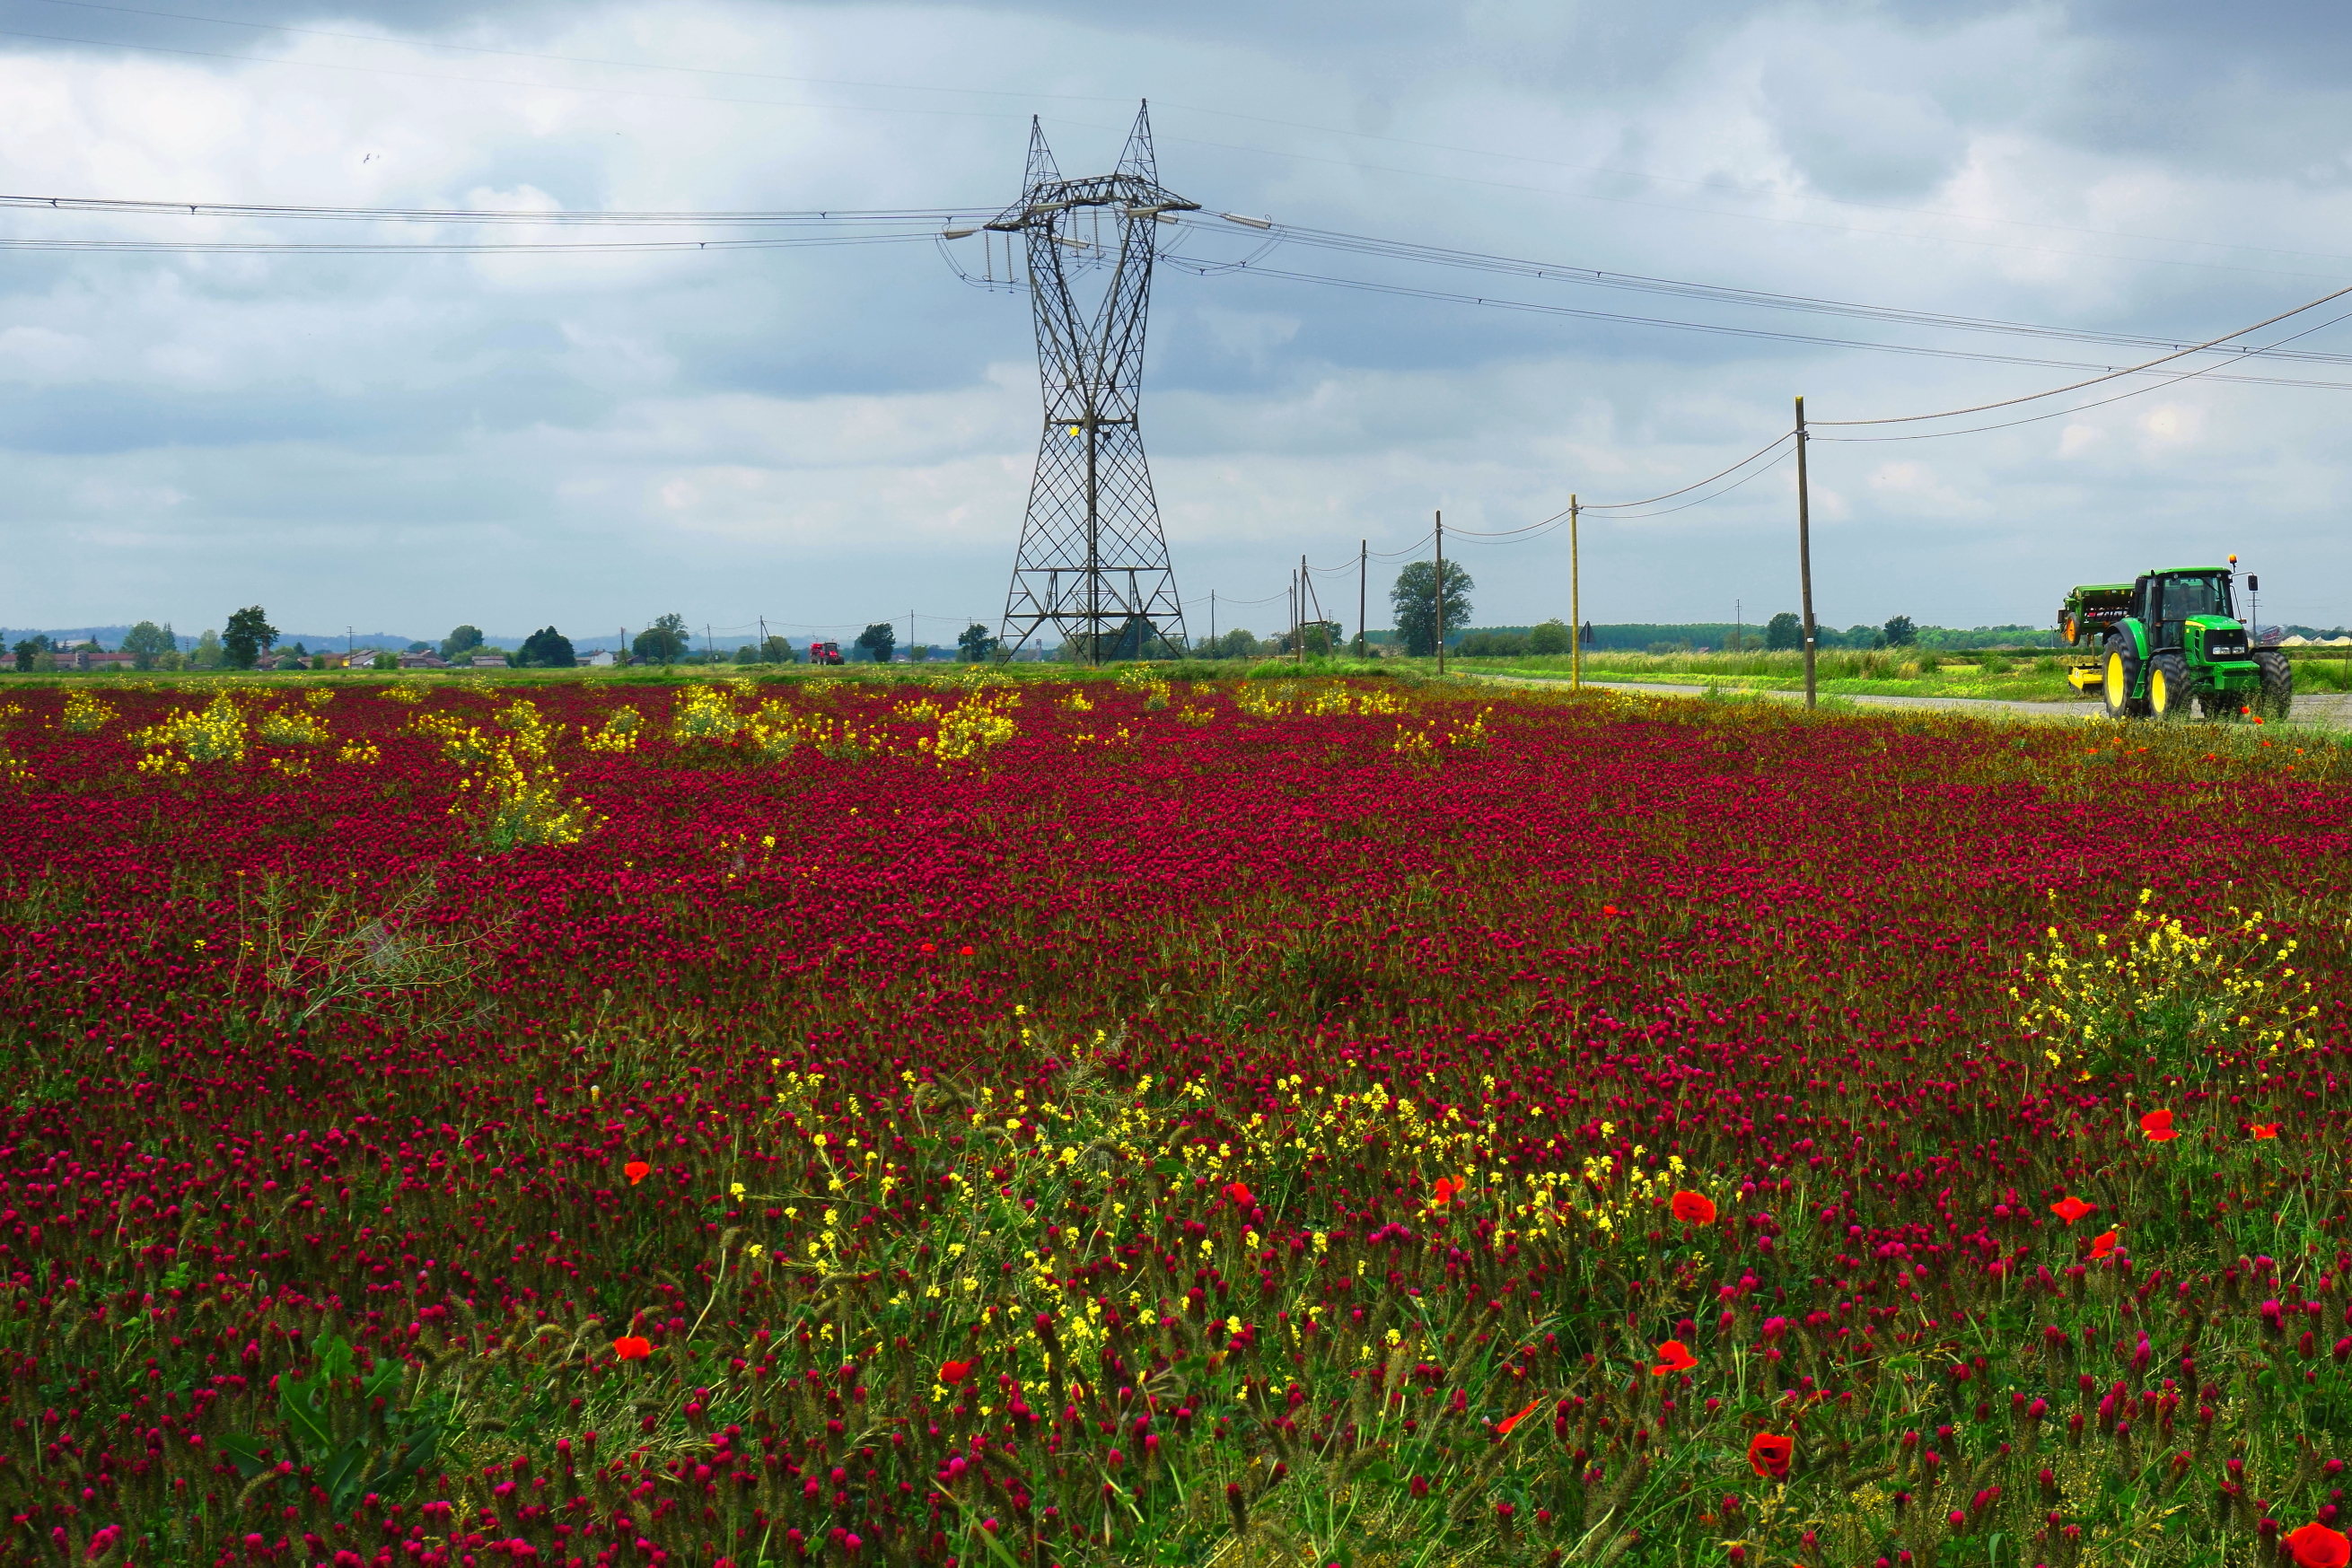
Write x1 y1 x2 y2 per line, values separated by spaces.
6 0 2351 646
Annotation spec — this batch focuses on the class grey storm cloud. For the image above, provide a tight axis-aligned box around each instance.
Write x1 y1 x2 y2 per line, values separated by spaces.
3 0 2351 644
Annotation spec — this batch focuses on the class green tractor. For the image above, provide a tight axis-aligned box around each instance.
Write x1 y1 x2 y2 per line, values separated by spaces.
2058 566 2289 722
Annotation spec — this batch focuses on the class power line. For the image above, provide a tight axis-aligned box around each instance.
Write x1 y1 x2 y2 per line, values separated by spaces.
0 193 975 225
1816 304 2352 444
1807 283 2352 427
1170 216 2352 368
33 0 2351 281
1158 258 2352 392
0 232 948 255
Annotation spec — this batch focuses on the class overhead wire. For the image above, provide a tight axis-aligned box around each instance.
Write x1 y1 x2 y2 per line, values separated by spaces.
1815 303 2352 443
1155 257 2352 392
1171 216 2352 368
0 233 951 255
31 0 2352 281
0 193 977 225
1808 283 2352 426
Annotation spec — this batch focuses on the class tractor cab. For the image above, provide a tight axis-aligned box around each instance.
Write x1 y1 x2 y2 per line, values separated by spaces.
2091 565 2283 722
2130 568 2248 660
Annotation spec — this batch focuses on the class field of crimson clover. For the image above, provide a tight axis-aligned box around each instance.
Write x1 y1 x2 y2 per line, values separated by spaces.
0 669 2348 1568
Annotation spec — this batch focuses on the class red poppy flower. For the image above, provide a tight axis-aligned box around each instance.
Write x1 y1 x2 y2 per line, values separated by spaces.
1748 1432 1795 1480
2286 1522 2352 1568
1431 1177 1461 1206
1670 1191 1717 1225
2139 1109 2178 1142
1651 1339 1698 1376
938 1359 978 1385
625 1161 651 1186
612 1336 653 1362
1224 1182 1255 1209
2251 1124 2280 1140
1495 1397 1542 1437
1601 905 1620 916
959 946 975 956
920 942 935 953
2090 1230 2119 1260
2050 1195 2095 1225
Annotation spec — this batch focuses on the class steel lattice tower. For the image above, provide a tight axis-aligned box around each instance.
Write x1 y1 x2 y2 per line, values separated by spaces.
990 103 1198 662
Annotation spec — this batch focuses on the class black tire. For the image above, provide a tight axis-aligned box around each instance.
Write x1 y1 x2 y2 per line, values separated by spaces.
2102 635 2144 720
2148 652 2195 722
2255 650 2294 720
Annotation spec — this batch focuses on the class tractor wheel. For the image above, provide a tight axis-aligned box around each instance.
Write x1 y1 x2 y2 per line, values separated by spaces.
2254 649 2294 720
2148 652 2194 723
2102 635 2144 720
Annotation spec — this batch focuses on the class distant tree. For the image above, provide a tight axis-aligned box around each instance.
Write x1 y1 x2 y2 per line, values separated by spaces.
516 626 577 668
120 621 176 670
222 607 278 670
631 613 689 665
732 644 761 665
287 642 310 659
856 623 898 664
439 625 485 662
1764 611 1803 652
1390 561 1474 657
1882 615 1917 648
372 653 399 671
1458 630 1530 658
10 634 50 673
957 623 998 662
191 630 225 670
1530 618 1572 655
760 635 796 664
405 641 432 654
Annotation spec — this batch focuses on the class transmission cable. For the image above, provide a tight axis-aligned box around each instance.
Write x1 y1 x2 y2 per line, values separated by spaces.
1806 283 2352 426
1156 257 2352 392
1816 304 2352 444
1172 217 2352 368
0 193 977 225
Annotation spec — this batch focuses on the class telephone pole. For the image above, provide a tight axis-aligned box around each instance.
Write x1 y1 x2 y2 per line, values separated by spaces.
1795 396 1817 710
1434 510 1447 676
1357 539 1367 661
1569 495 1581 692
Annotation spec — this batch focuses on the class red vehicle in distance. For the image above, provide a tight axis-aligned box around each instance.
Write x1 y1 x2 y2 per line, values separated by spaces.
807 641 844 666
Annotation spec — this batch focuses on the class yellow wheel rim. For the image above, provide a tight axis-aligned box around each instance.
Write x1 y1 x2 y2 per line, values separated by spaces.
2151 668 2170 714
2106 652 2126 707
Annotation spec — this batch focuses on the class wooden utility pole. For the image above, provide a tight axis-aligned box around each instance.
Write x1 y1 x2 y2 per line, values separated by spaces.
1795 396 1817 710
1434 510 1447 675
1357 539 1367 661
1300 555 1310 664
1570 495 1581 692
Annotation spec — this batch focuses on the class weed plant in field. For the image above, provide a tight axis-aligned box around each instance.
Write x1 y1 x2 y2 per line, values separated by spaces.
0 679 2343 1567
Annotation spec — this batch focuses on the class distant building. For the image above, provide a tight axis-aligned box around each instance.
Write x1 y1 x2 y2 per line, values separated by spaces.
578 649 619 668
469 653 509 668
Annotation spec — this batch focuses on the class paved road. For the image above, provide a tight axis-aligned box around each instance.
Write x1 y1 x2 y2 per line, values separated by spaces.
1465 673 2352 729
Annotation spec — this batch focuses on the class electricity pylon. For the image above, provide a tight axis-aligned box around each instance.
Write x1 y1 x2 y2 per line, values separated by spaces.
990 102 1198 662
